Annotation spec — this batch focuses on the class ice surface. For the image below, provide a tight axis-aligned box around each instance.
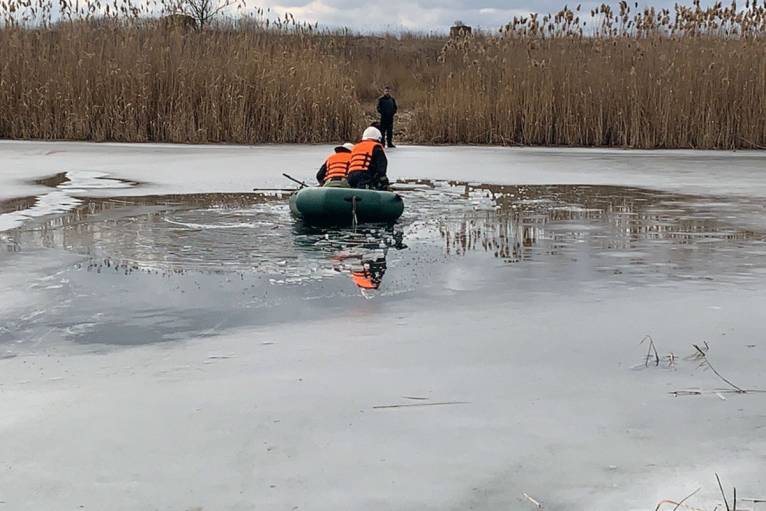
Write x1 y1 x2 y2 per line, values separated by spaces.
1 141 765 511
2 140 766 199
1 287 764 511
0 168 137 232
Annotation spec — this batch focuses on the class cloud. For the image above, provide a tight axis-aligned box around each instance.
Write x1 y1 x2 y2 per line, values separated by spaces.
254 0 681 31
259 0 556 31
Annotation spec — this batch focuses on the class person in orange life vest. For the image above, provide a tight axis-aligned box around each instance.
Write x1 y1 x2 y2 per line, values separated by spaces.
347 127 389 190
316 143 354 187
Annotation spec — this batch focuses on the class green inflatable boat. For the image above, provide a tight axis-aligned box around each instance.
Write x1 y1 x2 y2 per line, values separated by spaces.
289 187 404 225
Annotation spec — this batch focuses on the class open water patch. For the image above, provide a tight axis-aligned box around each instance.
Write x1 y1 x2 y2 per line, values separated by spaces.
2 181 766 346
5 181 766 287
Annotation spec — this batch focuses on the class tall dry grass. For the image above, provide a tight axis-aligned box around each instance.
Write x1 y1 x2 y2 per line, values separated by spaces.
314 32 445 105
1 0 766 148
413 2 766 148
0 11 362 143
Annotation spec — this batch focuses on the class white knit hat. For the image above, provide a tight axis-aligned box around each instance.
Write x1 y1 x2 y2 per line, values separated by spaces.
362 127 382 141
342 142 354 151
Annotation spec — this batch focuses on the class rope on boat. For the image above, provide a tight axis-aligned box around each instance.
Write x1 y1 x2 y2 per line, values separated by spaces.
351 195 358 231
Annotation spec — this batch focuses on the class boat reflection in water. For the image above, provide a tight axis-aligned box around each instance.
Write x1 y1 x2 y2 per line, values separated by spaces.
4 181 765 293
294 222 405 291
334 252 387 290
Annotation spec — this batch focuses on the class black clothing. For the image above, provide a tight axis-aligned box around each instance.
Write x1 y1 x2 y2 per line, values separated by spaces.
316 162 328 185
350 172 390 190
377 95 397 146
376 94 398 120
348 145 388 190
379 118 394 147
363 257 387 289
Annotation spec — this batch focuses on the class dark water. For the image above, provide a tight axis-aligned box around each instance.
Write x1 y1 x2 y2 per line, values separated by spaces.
2 180 766 347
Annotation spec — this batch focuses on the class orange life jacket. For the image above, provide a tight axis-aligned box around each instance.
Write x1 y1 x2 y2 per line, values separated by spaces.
352 270 379 290
348 139 383 175
324 152 352 181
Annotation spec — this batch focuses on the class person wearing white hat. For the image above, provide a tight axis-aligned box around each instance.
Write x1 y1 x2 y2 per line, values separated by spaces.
347 127 389 190
316 142 355 187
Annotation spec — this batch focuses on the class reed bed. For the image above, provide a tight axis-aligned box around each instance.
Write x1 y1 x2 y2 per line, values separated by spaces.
1 0 765 148
414 2 766 148
314 32 445 105
0 13 362 143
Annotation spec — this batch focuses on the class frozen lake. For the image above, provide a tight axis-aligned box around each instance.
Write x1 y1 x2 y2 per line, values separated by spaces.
1 141 765 510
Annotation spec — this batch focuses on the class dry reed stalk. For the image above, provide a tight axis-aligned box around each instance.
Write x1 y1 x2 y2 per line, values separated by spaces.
2 0 766 148
0 10 363 143
413 2 766 149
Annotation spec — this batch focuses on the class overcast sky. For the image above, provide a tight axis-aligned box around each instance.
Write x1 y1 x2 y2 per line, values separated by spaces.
257 0 681 32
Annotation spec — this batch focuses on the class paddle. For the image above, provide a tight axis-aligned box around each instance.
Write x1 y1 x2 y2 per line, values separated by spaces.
280 172 415 193
388 185 417 192
251 187 299 192
282 173 310 188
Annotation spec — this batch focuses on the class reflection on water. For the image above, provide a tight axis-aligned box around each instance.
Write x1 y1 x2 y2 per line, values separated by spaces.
3 180 766 346
402 182 765 281
0 196 37 216
3 182 766 288
354 257 387 290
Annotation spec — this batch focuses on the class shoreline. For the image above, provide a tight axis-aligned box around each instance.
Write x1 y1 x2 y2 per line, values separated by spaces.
3 142 766 210
3 137 766 154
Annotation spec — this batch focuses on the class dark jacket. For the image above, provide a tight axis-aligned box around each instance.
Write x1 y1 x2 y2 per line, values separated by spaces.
348 144 388 189
377 95 398 120
368 144 388 178
316 163 328 185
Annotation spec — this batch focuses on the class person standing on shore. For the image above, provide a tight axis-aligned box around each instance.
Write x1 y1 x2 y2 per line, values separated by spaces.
376 86 398 148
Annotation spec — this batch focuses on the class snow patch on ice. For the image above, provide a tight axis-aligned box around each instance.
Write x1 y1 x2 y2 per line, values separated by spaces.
57 170 135 190
0 170 136 233
0 191 82 232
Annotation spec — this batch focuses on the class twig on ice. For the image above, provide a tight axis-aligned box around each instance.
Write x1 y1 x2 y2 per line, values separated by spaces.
641 335 660 367
717 473 731 511
693 344 745 393
373 401 469 409
670 389 766 397
673 487 702 511
522 492 542 509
